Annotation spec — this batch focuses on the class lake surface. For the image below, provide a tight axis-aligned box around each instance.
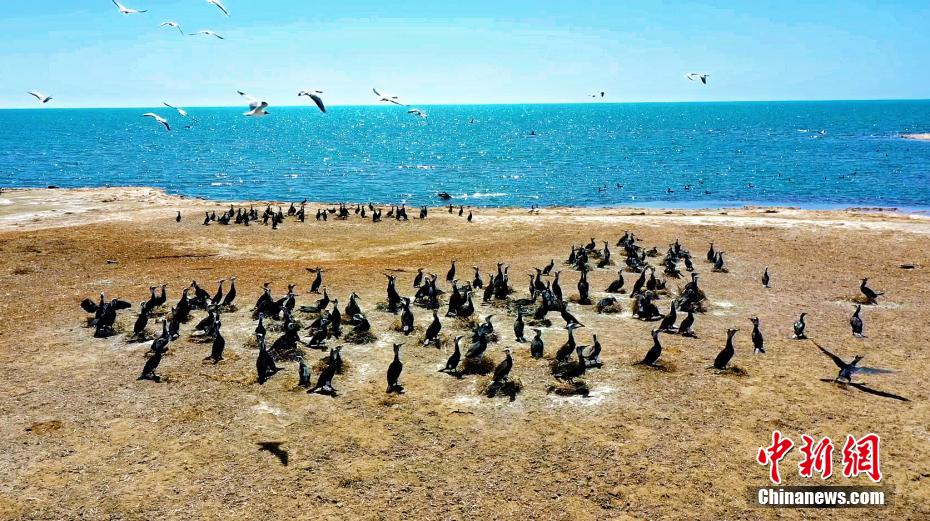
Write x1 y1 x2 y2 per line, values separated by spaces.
2 101 929 208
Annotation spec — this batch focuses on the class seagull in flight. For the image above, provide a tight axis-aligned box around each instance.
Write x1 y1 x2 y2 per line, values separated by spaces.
239 91 269 117
298 90 326 113
590 91 606 98
160 21 184 35
373 88 405 106
206 0 230 16
686 73 710 85
190 30 224 39
163 102 198 123
28 91 53 104
112 0 147 14
407 108 427 119
142 113 171 131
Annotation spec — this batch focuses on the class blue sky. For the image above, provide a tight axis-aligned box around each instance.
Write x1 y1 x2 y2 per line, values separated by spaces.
1 0 928 108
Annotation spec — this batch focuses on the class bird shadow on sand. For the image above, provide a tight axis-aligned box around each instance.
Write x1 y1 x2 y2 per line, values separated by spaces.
257 441 289 466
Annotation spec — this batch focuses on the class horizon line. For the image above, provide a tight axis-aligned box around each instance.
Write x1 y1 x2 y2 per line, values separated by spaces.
2 97 930 111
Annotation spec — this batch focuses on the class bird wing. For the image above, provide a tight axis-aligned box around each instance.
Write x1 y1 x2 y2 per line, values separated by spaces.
238 90 257 103
141 112 158 119
112 299 133 310
301 92 326 112
80 298 99 313
847 382 910 402
209 0 230 16
28 91 44 100
813 341 847 370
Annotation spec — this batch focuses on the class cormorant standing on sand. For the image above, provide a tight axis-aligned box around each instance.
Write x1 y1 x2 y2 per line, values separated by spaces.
542 259 555 275
176 211 181 223
555 323 582 361
132 302 150 339
793 313 807 339
706 242 715 262
446 259 457 283
424 310 442 346
530 329 544 358
386 343 405 393
762 267 770 288
413 268 424 288
492 349 513 385
850 305 864 337
309 268 324 294
606 271 624 293
678 309 696 337
713 328 739 370
750 317 764 354
860 278 883 304
639 329 663 367
657 301 677 332
205 319 225 363
297 356 311 387
221 277 237 306
554 345 586 384
440 336 463 374
513 308 525 342
138 348 164 382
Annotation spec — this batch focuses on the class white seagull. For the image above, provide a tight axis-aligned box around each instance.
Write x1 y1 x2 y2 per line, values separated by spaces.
142 113 171 131
112 0 147 14
686 73 710 85
238 91 269 117
407 108 427 119
190 30 224 39
206 0 230 16
373 88 405 106
163 102 190 118
298 90 326 113
28 91 53 104
160 21 184 35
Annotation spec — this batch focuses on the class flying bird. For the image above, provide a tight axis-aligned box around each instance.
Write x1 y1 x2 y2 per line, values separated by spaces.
686 73 710 84
163 102 189 118
298 90 326 113
407 108 427 119
206 0 230 16
190 30 224 39
591 91 606 98
238 91 269 117
373 88 405 106
27 91 52 104
141 113 170 131
159 21 184 35
112 0 147 14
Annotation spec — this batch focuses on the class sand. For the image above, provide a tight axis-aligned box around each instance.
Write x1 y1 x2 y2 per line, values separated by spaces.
901 133 930 141
0 187 928 520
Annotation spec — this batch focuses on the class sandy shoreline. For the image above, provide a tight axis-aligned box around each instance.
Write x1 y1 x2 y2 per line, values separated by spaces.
0 187 928 519
901 132 930 141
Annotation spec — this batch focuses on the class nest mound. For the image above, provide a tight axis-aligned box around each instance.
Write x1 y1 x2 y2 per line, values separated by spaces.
546 381 590 396
596 301 624 314
461 356 495 376
481 377 523 399
344 330 376 344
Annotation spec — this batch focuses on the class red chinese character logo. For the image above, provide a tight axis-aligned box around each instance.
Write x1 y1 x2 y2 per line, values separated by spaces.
842 433 882 482
757 430 794 484
797 434 834 479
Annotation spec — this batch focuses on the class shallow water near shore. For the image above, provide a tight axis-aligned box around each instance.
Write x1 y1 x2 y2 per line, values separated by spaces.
2 100 930 208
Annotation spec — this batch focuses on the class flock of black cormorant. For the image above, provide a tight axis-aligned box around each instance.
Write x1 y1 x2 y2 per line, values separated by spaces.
77 205 909 402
